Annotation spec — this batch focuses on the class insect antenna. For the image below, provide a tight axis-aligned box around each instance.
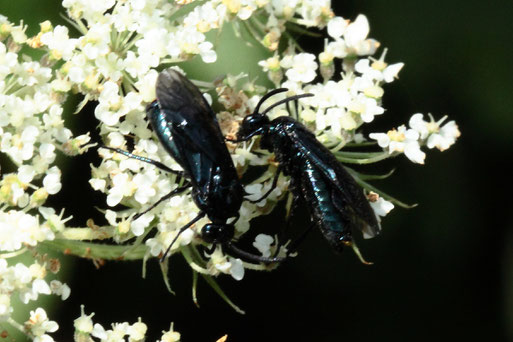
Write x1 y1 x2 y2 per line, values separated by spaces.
253 88 288 114
261 93 314 117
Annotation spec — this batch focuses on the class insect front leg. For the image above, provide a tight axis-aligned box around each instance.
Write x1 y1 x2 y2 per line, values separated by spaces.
99 145 184 177
160 212 207 261
270 191 299 259
133 184 190 221
282 221 316 258
247 164 283 203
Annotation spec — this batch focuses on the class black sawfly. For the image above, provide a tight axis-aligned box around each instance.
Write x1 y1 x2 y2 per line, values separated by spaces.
102 69 285 263
234 88 381 262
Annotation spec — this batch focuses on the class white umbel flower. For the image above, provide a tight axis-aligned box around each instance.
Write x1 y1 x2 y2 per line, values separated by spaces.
284 53 318 83
370 126 426 164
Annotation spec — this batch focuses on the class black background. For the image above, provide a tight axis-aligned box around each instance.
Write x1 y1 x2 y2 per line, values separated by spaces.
1 1 512 341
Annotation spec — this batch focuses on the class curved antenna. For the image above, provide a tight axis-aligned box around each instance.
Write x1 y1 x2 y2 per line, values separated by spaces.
253 88 289 114
261 93 314 117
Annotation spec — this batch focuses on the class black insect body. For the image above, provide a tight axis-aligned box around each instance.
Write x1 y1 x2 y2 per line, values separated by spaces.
236 89 381 258
104 69 280 263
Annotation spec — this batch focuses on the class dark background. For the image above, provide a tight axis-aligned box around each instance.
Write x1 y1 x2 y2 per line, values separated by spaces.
1 1 512 341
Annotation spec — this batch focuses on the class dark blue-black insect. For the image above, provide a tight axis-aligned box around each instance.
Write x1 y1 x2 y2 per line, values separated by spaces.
103 69 281 263
235 88 381 258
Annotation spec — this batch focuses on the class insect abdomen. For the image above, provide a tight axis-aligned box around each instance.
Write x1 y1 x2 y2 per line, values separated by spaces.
301 160 352 252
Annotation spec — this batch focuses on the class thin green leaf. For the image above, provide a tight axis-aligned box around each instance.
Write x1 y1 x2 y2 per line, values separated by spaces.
242 19 263 44
159 258 176 295
201 274 245 315
142 250 151 279
353 177 417 209
335 150 394 164
184 246 244 313
42 240 147 260
74 94 90 114
345 167 396 181
192 271 200 308
185 245 208 268
181 246 210 275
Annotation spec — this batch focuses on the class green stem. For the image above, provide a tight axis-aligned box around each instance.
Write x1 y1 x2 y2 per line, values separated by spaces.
181 245 210 274
160 57 189 64
335 151 394 164
0 247 28 259
353 178 417 209
201 274 245 314
192 271 199 308
345 167 396 181
7 318 30 338
242 19 263 44
41 239 148 260
56 227 115 240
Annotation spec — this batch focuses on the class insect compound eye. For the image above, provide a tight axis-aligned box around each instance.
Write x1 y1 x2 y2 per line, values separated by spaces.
239 114 269 138
201 223 235 244
241 114 256 129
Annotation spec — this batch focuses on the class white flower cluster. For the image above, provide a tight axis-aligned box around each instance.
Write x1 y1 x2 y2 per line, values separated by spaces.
0 258 69 341
0 16 78 338
256 15 403 145
24 308 59 342
81 4 459 280
0 15 91 212
181 0 334 51
370 113 461 164
74 305 181 342
215 14 402 225
2 0 461 325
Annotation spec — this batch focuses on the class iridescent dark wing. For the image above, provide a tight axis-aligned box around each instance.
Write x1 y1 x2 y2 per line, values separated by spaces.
298 159 352 251
147 69 237 191
284 122 381 238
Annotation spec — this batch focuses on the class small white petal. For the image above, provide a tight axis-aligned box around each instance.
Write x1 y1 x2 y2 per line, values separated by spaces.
229 258 244 281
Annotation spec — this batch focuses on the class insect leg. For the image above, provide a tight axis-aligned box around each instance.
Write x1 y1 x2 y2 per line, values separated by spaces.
160 211 207 262
271 192 298 258
222 242 284 264
133 184 190 221
284 221 316 257
247 165 283 203
205 243 217 254
99 145 184 177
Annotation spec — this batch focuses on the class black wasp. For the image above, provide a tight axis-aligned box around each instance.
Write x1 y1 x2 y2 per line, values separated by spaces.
234 88 381 260
102 69 282 263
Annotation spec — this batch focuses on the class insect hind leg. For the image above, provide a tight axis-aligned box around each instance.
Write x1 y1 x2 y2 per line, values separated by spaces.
223 242 284 264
